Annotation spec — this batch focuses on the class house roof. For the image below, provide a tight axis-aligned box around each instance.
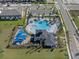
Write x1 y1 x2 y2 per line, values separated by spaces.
44 33 57 46
0 9 21 16
34 30 57 47
39 31 57 46
0 0 46 2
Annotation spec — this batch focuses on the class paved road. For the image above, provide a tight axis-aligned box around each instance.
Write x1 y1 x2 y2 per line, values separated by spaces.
55 0 79 59
63 0 79 10
63 0 79 4
65 4 79 10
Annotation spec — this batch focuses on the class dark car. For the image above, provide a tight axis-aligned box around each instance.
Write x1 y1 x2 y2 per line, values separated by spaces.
75 53 79 56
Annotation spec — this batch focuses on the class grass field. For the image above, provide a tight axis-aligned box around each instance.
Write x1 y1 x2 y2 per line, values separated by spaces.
1 48 68 59
0 20 68 59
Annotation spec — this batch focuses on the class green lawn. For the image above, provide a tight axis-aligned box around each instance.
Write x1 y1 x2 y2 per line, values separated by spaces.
0 20 68 59
1 48 68 59
73 17 79 29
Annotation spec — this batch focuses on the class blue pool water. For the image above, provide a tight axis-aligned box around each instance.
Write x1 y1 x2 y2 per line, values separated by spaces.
30 20 50 33
34 20 50 30
13 27 28 44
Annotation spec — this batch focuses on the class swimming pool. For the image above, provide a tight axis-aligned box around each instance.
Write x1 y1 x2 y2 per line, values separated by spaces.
26 19 59 34
13 26 30 45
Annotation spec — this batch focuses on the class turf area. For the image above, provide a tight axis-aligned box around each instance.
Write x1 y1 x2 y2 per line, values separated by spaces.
2 48 68 59
0 20 68 59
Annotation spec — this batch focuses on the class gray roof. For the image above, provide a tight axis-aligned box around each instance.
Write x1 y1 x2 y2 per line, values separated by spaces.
0 9 21 16
39 31 57 46
44 33 57 46
0 0 45 2
30 10 52 16
34 30 57 47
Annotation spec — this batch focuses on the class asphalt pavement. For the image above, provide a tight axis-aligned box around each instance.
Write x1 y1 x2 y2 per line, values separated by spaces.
55 0 79 59
66 4 79 10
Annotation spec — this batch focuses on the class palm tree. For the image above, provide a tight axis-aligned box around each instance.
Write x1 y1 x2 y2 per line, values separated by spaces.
57 36 62 48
